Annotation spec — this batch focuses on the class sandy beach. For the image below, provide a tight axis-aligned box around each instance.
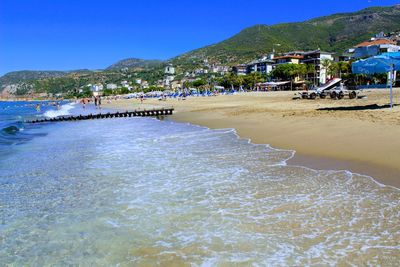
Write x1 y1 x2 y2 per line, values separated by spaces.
104 88 400 188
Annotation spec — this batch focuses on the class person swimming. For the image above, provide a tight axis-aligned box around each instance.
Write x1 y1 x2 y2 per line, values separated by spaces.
36 103 41 112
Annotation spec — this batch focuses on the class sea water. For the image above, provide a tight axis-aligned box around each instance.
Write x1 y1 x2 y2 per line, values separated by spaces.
0 102 399 266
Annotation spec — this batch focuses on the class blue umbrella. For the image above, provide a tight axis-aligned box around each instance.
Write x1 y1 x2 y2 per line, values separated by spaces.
352 53 400 74
352 52 400 108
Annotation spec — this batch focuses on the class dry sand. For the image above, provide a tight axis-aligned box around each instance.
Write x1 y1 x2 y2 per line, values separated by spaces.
104 89 400 188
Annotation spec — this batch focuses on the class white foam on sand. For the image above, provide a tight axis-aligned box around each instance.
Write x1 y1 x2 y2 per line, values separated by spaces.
43 103 75 118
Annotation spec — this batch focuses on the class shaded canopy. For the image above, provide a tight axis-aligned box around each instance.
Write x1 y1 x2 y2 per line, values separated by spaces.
352 52 400 75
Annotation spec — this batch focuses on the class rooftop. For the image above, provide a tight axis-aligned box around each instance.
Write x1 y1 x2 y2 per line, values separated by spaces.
273 55 304 60
355 39 396 47
248 58 275 65
303 50 335 55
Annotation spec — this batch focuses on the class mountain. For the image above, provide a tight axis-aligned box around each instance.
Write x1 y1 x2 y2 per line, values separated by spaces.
106 58 164 70
173 5 400 65
0 70 69 88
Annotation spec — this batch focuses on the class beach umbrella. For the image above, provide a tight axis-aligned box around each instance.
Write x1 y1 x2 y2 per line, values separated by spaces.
352 52 400 108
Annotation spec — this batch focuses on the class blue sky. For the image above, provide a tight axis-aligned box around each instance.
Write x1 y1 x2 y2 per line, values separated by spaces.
0 0 399 75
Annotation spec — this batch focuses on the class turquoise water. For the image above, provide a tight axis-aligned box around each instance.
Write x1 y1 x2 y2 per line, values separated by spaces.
0 102 399 266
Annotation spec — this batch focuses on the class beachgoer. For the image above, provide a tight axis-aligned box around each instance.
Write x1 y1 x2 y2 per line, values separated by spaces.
94 96 98 107
36 103 41 112
98 96 102 109
81 98 86 109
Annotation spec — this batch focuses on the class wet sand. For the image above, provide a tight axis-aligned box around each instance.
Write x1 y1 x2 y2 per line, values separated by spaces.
104 89 400 188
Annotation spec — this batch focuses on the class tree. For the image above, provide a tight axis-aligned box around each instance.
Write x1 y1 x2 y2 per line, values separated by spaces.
243 72 264 90
271 64 306 81
337 61 350 78
306 64 315 80
219 73 242 89
328 62 339 77
192 79 207 88
321 58 333 77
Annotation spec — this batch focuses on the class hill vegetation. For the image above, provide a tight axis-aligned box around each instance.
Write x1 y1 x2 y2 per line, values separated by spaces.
173 5 400 66
0 71 69 88
106 58 164 70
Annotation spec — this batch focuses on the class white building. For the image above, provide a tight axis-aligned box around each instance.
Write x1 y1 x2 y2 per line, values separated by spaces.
165 64 175 75
301 50 335 85
211 65 230 74
121 81 129 88
141 81 149 89
91 84 104 92
247 58 275 75
106 83 117 90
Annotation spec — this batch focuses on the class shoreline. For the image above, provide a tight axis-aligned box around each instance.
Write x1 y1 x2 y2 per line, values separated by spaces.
170 111 400 189
165 115 400 190
287 153 400 189
105 90 400 188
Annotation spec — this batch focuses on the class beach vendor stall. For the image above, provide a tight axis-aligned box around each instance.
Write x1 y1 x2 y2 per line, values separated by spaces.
352 52 400 108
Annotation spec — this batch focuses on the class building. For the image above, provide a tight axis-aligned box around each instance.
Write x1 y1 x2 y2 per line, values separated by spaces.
194 68 206 75
353 39 400 59
247 57 275 75
170 81 181 90
300 50 334 85
165 64 175 75
273 55 304 65
121 81 129 88
232 64 248 75
334 53 352 62
90 84 104 92
211 65 230 74
141 81 149 89
163 75 175 88
106 83 117 90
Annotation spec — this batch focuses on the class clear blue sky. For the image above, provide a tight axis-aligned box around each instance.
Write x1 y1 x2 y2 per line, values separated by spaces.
0 0 399 75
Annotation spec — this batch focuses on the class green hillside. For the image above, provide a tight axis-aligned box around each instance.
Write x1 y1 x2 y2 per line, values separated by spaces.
173 5 400 65
0 71 69 88
106 58 164 70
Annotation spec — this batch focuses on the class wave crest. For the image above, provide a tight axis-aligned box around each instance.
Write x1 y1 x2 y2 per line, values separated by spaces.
44 103 75 118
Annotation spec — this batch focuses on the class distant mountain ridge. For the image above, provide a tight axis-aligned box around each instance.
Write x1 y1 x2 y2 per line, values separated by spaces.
106 58 164 70
0 71 69 88
173 5 400 65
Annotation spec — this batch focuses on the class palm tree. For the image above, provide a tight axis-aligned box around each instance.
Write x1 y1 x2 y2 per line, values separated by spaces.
337 61 351 78
321 58 332 71
306 64 314 80
328 62 339 77
321 58 333 83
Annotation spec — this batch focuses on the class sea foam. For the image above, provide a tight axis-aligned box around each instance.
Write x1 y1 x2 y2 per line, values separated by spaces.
0 116 399 266
43 103 75 118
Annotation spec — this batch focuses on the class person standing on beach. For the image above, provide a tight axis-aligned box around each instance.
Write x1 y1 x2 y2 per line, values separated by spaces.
98 96 102 109
94 96 98 108
81 98 86 109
